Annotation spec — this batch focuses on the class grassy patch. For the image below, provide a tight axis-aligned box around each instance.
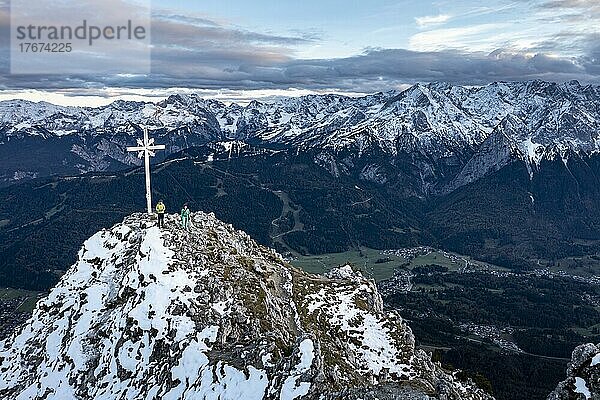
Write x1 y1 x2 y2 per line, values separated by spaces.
291 247 509 281
0 287 38 299
291 247 405 281
545 255 600 277
17 296 40 313
409 251 510 272
0 287 44 312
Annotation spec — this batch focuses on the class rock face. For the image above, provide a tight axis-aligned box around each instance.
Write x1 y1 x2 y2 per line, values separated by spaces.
548 343 600 400
0 213 491 399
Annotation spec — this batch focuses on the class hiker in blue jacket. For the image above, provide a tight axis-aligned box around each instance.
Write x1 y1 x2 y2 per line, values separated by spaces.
181 204 191 230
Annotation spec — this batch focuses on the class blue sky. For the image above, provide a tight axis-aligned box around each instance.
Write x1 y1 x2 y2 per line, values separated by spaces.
160 0 422 58
0 0 598 105
171 0 521 57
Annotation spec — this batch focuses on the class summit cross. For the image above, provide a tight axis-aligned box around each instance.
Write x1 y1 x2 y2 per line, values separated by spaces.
127 127 166 214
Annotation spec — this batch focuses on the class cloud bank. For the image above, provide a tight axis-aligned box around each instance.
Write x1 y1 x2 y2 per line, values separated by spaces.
0 0 597 95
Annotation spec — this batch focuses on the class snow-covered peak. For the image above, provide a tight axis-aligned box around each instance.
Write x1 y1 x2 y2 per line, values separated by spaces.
0 212 492 399
1 81 597 156
1 80 599 189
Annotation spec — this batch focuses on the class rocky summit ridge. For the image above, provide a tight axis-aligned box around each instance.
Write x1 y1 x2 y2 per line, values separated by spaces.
0 212 492 399
548 343 599 400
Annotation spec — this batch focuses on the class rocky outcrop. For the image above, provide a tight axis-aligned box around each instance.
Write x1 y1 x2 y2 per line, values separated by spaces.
548 343 600 400
0 212 492 399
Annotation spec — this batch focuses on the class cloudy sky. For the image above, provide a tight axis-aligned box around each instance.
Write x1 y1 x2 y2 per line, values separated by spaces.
0 0 598 105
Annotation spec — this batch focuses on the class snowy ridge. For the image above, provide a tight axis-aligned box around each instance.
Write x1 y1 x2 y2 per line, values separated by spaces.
1 81 598 157
0 98 218 138
1 80 598 190
0 213 492 399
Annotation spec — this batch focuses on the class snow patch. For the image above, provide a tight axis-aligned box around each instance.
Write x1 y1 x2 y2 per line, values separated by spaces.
211 299 231 316
574 377 591 399
280 339 314 400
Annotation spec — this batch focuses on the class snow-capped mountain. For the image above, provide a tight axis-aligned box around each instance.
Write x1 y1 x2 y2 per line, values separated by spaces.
0 212 492 399
0 80 598 193
0 97 221 138
0 97 222 185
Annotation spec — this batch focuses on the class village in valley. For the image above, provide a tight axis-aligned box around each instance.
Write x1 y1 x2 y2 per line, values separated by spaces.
0 289 43 340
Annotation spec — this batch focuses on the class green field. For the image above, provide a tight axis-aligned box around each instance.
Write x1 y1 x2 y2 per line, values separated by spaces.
290 247 403 281
545 254 600 277
291 247 509 281
0 288 43 312
408 252 510 272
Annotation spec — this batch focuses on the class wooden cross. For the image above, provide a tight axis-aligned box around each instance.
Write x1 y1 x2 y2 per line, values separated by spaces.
127 127 166 214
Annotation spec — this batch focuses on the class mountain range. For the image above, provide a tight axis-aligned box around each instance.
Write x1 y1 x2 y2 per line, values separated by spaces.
1 80 599 196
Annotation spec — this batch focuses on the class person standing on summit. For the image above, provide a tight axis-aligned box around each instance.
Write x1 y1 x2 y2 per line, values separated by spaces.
156 200 166 228
181 204 191 230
